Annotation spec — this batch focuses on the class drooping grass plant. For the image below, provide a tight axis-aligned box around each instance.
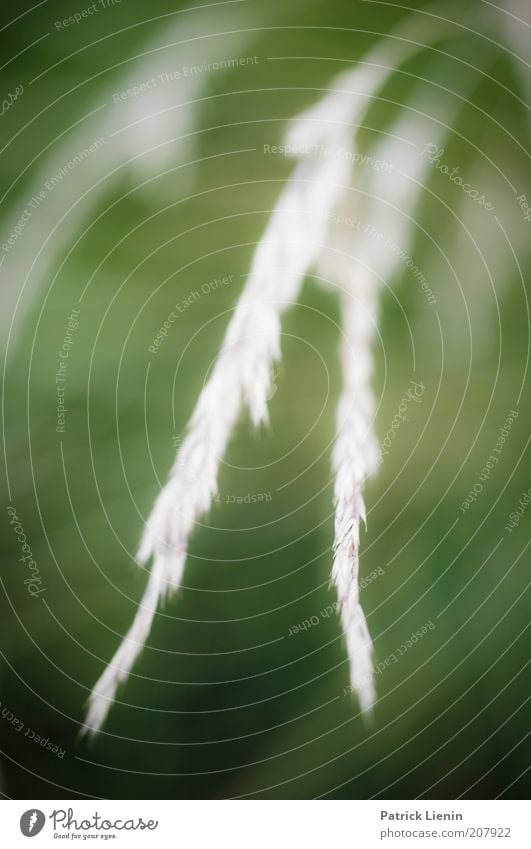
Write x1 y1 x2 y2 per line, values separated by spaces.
81 6 526 735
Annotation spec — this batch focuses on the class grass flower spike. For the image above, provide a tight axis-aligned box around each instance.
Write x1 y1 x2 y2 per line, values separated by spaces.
83 10 463 735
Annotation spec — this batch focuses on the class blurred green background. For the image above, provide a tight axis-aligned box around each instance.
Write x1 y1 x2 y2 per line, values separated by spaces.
1 0 529 799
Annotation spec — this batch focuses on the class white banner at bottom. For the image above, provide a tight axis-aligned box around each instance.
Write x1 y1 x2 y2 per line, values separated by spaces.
1 799 526 848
